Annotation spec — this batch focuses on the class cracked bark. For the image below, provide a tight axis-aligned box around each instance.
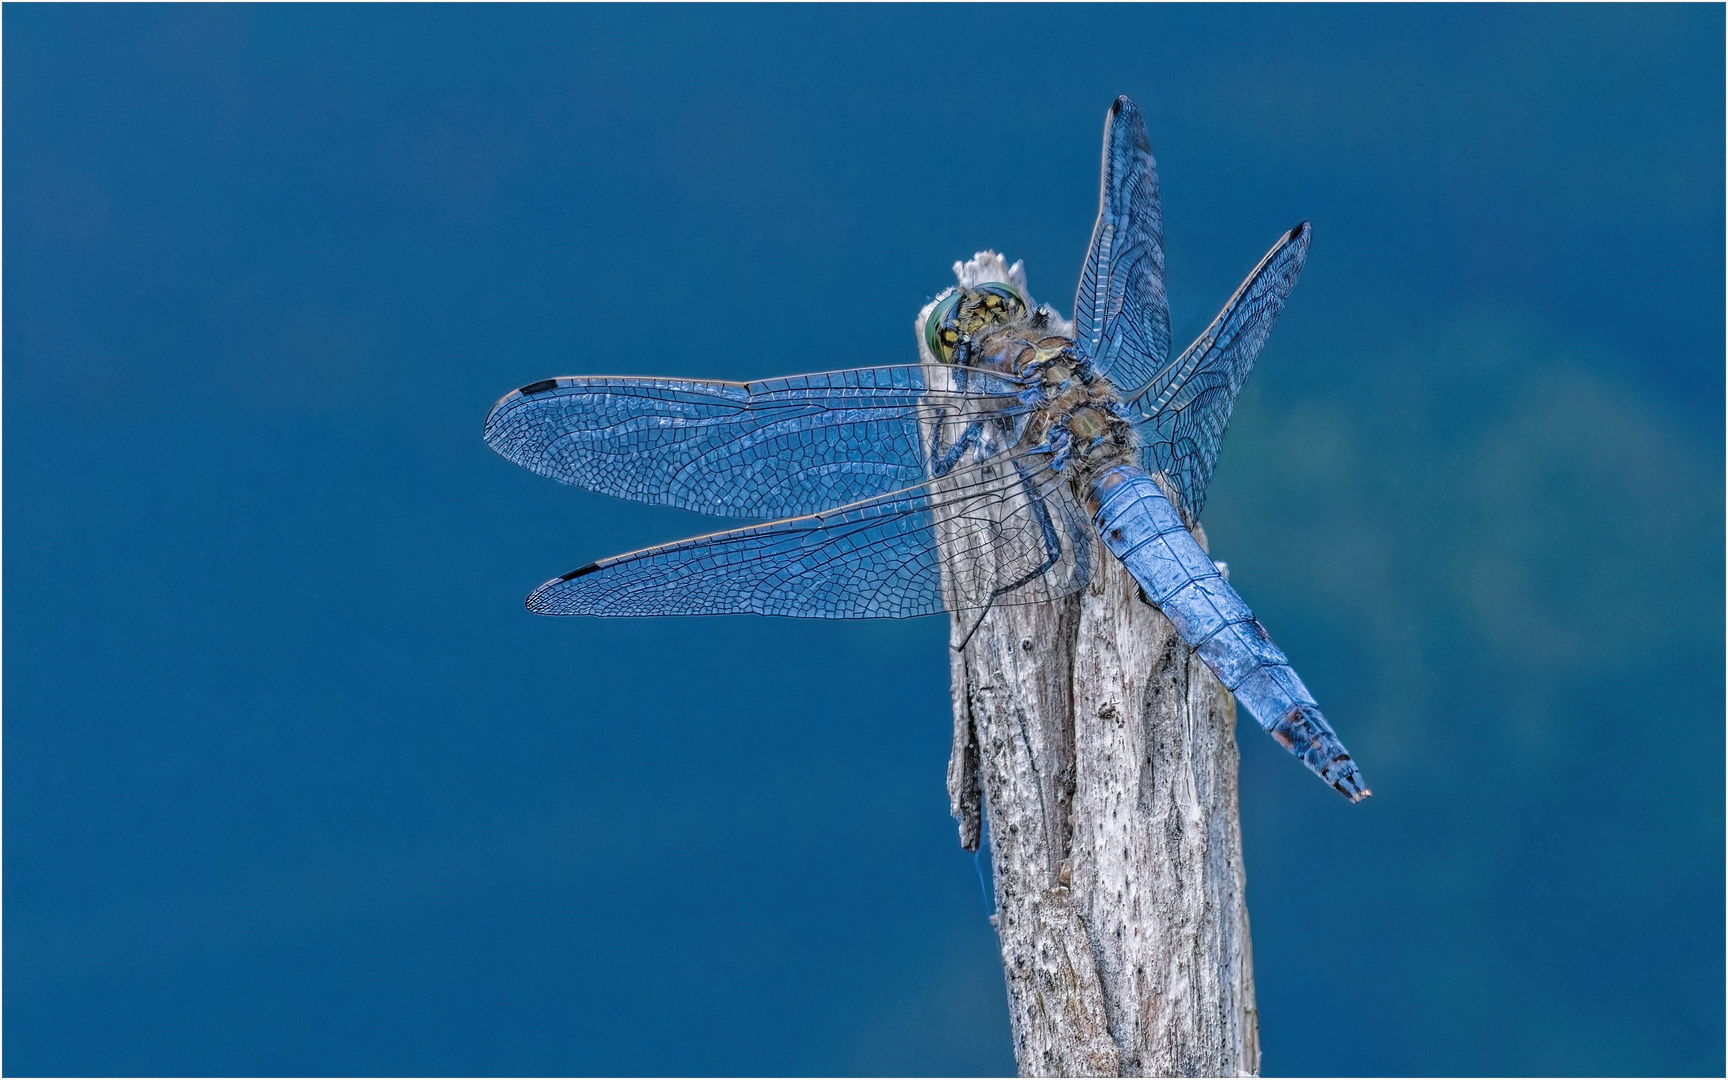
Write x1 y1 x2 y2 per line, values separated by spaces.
947 550 1259 1078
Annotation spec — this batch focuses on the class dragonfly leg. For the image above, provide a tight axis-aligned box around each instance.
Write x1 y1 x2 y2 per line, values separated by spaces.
930 419 987 477
954 465 1070 651
990 465 1067 599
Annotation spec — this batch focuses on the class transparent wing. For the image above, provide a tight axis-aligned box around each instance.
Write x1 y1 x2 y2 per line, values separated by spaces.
483 365 1026 518
1072 95 1170 392
1127 222 1311 525
526 453 1094 618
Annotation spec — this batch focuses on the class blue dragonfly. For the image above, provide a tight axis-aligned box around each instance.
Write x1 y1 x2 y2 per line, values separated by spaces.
485 97 1368 802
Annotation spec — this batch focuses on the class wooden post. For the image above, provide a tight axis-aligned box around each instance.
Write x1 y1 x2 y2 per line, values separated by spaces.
947 548 1259 1077
922 253 1258 1076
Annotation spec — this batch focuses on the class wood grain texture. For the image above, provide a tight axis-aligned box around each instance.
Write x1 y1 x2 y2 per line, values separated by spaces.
918 255 1257 1076
948 555 1258 1077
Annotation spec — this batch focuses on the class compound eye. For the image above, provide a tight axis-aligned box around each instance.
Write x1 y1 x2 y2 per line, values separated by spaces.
975 282 1026 317
924 290 962 362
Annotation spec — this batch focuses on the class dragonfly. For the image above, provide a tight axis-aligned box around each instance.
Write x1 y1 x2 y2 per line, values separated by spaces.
485 96 1368 802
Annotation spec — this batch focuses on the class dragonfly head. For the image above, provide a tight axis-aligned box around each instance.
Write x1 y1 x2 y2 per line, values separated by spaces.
923 282 1027 363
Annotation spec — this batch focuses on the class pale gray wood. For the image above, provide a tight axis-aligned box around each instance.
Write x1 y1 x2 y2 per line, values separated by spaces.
949 554 1259 1078
920 254 1258 1076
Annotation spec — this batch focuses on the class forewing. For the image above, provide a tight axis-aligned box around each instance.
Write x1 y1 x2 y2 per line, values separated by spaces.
526 454 1093 618
484 365 1025 518
1128 223 1311 525
1072 96 1171 392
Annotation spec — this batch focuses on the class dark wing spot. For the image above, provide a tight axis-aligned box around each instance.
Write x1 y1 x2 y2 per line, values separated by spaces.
519 379 559 396
1111 97 1125 115
562 563 601 581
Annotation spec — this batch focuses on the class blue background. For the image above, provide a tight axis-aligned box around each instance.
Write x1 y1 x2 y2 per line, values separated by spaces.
7 5 1722 1076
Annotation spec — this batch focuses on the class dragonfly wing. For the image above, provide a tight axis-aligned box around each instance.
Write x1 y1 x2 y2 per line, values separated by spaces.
1127 222 1311 526
926 455 1094 613
1072 95 1171 392
484 365 1025 519
526 454 1092 618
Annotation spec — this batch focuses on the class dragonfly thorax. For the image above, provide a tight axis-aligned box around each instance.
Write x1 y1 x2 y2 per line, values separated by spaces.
958 314 1140 489
1044 369 1137 483
924 275 1135 497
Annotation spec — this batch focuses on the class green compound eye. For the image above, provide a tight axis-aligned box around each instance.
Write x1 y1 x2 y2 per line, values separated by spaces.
924 290 962 362
924 283 1027 363
974 282 1025 314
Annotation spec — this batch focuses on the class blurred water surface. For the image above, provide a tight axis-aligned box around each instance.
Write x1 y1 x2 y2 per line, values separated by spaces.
6 5 1721 1076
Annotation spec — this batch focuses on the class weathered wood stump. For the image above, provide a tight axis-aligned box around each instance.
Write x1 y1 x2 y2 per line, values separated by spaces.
946 549 1259 1077
920 253 1258 1077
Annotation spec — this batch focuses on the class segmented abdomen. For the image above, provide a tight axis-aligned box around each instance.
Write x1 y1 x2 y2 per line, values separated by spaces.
1090 466 1369 802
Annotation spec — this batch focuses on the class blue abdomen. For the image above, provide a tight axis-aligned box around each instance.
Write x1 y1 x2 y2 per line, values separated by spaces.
1090 466 1369 802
